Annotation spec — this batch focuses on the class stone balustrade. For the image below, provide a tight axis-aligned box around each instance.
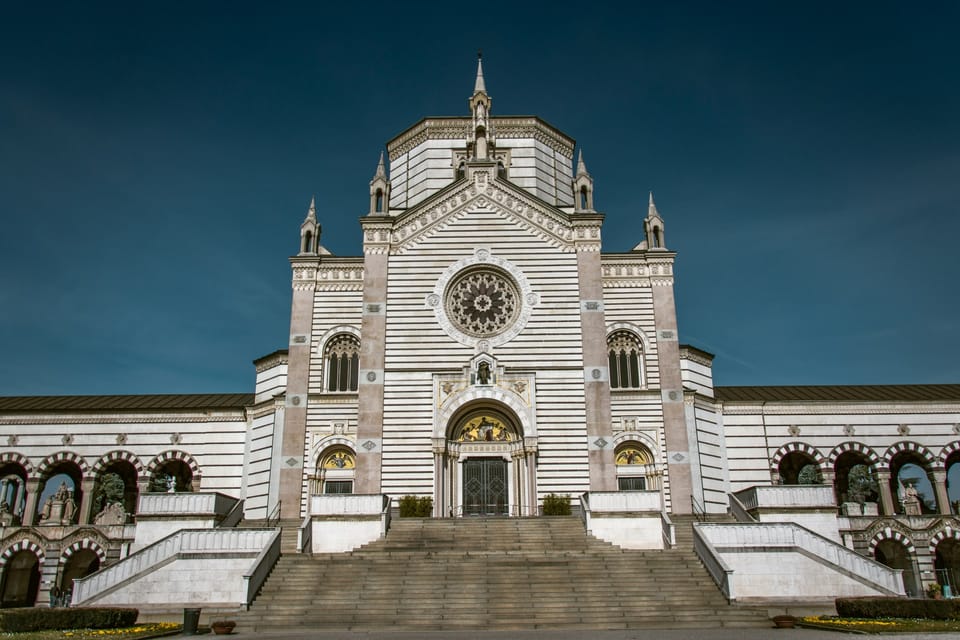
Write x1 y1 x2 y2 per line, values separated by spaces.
694 522 904 598
138 492 238 516
73 528 277 605
585 490 661 512
310 493 388 515
734 485 836 511
307 494 392 552
581 491 665 549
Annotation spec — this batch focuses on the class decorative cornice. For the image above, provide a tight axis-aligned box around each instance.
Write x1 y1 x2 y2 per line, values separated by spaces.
248 403 279 420
0 411 247 426
387 116 575 161
316 265 364 291
679 346 714 368
253 350 288 373
609 389 663 402
309 393 359 406
388 118 470 159
721 401 960 415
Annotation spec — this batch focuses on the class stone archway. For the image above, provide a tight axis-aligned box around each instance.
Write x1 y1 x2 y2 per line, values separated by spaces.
0 547 42 608
433 403 536 517
871 531 921 597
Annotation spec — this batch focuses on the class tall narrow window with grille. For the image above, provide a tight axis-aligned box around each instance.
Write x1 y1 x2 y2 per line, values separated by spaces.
607 331 643 389
324 334 360 392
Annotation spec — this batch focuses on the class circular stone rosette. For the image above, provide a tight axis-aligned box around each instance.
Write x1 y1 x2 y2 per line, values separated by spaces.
427 248 536 349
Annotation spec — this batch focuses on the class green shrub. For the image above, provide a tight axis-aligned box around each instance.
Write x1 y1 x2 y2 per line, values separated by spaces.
836 597 960 620
542 493 571 516
398 495 433 517
0 607 138 632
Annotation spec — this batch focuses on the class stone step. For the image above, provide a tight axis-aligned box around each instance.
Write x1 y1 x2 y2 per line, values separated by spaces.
240 516 769 631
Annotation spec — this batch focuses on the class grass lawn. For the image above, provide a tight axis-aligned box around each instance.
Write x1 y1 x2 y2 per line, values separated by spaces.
0 623 181 639
801 616 960 633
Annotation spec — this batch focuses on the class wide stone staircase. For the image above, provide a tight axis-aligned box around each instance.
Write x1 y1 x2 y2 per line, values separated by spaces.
238 515 770 631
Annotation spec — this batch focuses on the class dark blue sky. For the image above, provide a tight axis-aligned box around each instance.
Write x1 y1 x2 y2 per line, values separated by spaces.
2 2 958 395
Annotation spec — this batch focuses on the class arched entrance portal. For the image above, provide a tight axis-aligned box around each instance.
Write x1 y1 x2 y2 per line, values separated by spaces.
59 549 101 602
874 539 921 597
0 550 40 608
434 406 536 517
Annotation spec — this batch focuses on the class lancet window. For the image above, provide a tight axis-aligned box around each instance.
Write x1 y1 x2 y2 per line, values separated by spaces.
607 331 643 389
325 334 360 392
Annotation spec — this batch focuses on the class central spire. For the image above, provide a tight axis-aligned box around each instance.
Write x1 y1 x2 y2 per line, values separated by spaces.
474 50 486 94
469 52 493 160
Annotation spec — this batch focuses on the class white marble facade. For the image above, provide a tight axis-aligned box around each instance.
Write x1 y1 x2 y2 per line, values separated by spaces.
1 59 959 606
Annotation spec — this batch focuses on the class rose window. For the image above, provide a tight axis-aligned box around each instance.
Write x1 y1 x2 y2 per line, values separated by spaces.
445 268 520 338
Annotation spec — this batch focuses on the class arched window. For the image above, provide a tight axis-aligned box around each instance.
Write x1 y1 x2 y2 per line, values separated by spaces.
325 334 360 392
580 186 588 210
615 442 658 491
303 231 313 253
312 448 355 495
607 331 643 389
778 451 822 485
375 189 384 213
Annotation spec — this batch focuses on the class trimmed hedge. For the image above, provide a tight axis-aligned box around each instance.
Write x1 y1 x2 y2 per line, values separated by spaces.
0 607 139 632
398 495 433 517
542 493 571 516
836 597 960 620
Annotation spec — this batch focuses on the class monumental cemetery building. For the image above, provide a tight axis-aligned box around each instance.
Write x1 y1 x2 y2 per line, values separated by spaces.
0 59 959 611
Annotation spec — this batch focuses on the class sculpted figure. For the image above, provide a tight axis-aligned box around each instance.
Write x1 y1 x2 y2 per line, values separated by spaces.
63 495 77 524
477 362 491 385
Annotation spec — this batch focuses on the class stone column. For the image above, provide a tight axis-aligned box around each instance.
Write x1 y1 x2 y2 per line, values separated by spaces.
573 216 616 491
931 469 951 515
650 255 693 514
875 470 896 516
355 220 391 494
78 478 96 524
278 256 319 519
511 451 523 516
14 480 26 522
432 445 443 517
526 449 538 516
22 478 42 525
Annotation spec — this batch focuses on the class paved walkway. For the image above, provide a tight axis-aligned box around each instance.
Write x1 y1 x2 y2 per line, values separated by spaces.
185 628 952 639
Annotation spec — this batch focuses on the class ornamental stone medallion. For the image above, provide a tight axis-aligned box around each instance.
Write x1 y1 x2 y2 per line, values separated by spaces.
428 247 535 349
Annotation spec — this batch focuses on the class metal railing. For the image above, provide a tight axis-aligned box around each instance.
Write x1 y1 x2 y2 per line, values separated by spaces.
936 568 960 598
447 504 539 517
266 500 281 528
691 495 706 522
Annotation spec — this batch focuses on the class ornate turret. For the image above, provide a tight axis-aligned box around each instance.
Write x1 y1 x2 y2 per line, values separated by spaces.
298 196 320 255
368 152 391 215
468 53 493 160
572 150 595 213
644 191 666 250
